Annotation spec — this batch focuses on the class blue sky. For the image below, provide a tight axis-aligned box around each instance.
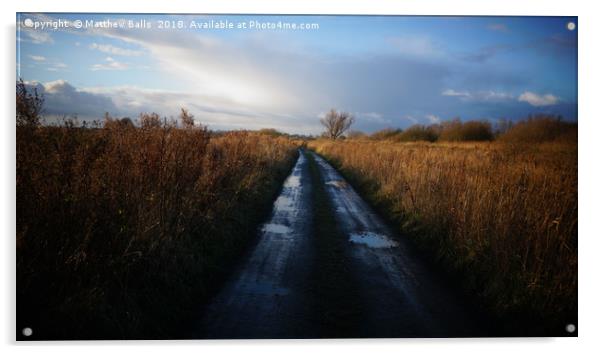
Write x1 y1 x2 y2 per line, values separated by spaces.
17 13 577 134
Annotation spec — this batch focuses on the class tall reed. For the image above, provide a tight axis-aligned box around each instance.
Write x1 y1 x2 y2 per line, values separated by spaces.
17 121 298 339
310 139 577 334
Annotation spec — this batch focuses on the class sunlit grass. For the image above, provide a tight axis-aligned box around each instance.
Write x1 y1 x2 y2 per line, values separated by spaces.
309 138 577 334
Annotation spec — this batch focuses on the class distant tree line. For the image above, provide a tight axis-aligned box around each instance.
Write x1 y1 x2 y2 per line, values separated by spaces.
17 81 577 144
347 115 576 143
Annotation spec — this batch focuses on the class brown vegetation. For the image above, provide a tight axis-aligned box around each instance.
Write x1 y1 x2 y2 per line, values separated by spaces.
309 138 577 334
366 119 494 142
396 125 439 142
499 115 577 143
17 111 298 338
438 118 494 141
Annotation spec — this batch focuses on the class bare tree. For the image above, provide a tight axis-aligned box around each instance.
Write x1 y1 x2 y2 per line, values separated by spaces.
16 79 44 127
320 109 355 140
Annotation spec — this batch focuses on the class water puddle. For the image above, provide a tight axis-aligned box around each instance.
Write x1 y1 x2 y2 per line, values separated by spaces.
284 175 301 188
349 231 399 249
325 180 347 188
274 195 295 211
262 223 292 234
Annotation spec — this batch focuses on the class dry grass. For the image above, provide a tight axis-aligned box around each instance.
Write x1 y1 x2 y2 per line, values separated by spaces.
17 121 298 339
309 139 577 334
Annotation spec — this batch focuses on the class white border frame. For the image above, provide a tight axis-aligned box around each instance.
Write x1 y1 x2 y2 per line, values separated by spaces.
3 1 600 353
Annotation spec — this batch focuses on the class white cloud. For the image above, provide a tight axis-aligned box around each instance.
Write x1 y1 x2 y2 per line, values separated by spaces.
17 13 577 132
23 80 118 120
19 15 58 43
88 27 304 110
74 82 318 134
426 114 441 124
91 57 128 71
26 15 463 133
22 29 54 44
518 91 559 107
442 89 471 99
89 43 143 56
26 53 69 71
29 55 46 62
445 89 559 107
403 115 419 124
442 89 513 102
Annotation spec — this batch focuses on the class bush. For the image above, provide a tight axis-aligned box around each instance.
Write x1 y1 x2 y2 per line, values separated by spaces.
499 115 577 143
257 128 285 137
395 124 438 142
370 128 403 141
439 118 493 141
370 120 492 143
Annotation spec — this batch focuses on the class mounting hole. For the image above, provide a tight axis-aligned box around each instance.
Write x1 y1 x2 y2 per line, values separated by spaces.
567 22 576 31
22 327 33 337
565 323 576 333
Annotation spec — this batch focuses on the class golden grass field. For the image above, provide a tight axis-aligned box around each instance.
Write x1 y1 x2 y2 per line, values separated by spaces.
309 139 577 333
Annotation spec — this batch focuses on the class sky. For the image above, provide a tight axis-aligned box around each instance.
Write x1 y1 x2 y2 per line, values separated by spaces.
16 13 577 134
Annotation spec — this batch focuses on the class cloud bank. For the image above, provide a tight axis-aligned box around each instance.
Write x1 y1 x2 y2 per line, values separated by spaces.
18 14 577 133
518 92 559 107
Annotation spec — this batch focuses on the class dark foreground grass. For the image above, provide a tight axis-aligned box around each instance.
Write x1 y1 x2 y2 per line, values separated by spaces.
17 122 298 339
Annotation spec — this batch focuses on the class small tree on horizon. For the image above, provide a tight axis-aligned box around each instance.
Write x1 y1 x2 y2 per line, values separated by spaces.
16 79 44 127
320 109 355 140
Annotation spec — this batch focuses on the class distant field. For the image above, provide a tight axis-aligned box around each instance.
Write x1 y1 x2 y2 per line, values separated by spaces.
309 138 577 334
16 121 298 339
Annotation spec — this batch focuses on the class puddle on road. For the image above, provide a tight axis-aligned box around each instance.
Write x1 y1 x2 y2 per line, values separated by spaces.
262 223 292 234
274 195 295 211
284 175 301 188
349 231 399 249
325 180 347 188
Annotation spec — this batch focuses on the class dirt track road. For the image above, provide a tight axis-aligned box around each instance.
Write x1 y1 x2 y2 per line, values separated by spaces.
197 151 315 339
196 149 483 339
